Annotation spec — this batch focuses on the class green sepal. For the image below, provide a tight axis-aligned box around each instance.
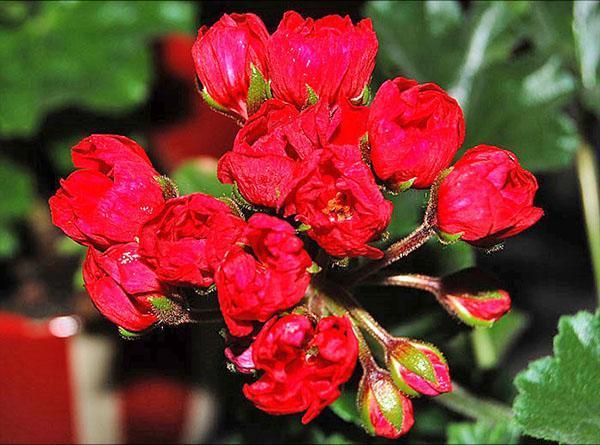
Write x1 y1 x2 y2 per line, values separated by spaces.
438 230 464 245
351 83 372 106
306 84 319 106
246 64 271 116
297 223 311 232
306 262 322 274
372 378 407 432
155 175 179 199
201 87 229 113
148 296 174 312
395 177 416 193
391 342 437 384
118 326 144 340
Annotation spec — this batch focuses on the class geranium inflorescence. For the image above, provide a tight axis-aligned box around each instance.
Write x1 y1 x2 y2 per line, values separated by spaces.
49 10 543 438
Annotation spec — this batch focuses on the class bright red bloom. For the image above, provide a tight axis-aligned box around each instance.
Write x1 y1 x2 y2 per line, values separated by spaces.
217 99 333 208
218 99 369 209
215 214 312 337
286 144 393 259
49 161 164 250
437 145 543 246
139 193 242 287
71 134 157 175
357 363 414 439
243 314 358 423
386 339 451 397
368 77 465 190
83 243 164 332
268 11 377 108
192 13 269 119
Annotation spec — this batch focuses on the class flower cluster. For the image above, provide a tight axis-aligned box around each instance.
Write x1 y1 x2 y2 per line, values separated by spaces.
50 10 543 438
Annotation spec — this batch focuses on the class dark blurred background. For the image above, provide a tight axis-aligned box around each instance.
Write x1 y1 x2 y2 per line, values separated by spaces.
0 1 598 443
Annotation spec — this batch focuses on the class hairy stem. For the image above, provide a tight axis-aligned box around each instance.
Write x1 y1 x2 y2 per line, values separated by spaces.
316 281 391 347
373 273 442 296
345 171 446 286
576 142 600 305
347 224 435 286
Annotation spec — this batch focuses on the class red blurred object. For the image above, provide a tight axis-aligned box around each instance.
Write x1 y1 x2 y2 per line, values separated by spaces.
152 34 239 170
0 312 75 444
0 312 215 444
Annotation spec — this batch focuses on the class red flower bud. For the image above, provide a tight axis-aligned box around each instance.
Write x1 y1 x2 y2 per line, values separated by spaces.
215 214 312 337
368 77 465 190
82 243 164 332
386 339 451 397
437 145 544 246
139 193 243 288
192 13 269 119
71 134 157 175
243 314 358 423
268 11 377 108
440 268 511 327
285 144 393 259
49 161 164 250
357 364 414 439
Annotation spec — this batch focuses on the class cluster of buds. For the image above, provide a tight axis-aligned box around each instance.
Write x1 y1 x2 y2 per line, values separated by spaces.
49 10 543 438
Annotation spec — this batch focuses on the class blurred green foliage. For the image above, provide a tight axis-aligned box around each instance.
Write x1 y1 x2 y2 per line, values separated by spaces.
0 158 33 257
0 1 195 137
366 0 591 173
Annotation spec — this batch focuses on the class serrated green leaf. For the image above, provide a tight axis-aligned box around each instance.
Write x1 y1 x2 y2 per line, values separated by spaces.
0 1 195 137
513 310 600 443
172 158 232 197
447 420 520 444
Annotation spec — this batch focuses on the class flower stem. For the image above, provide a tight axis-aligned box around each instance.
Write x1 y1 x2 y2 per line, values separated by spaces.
373 273 442 296
576 142 600 305
345 171 445 286
315 281 390 347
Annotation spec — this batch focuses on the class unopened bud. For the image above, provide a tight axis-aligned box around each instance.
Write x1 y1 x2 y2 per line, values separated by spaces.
440 268 511 327
386 339 451 397
357 364 414 439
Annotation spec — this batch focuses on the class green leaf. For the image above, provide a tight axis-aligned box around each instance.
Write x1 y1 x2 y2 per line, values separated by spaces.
0 158 34 223
463 55 580 172
472 310 528 370
0 226 19 258
447 420 520 444
0 1 195 137
172 158 232 197
513 310 600 443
